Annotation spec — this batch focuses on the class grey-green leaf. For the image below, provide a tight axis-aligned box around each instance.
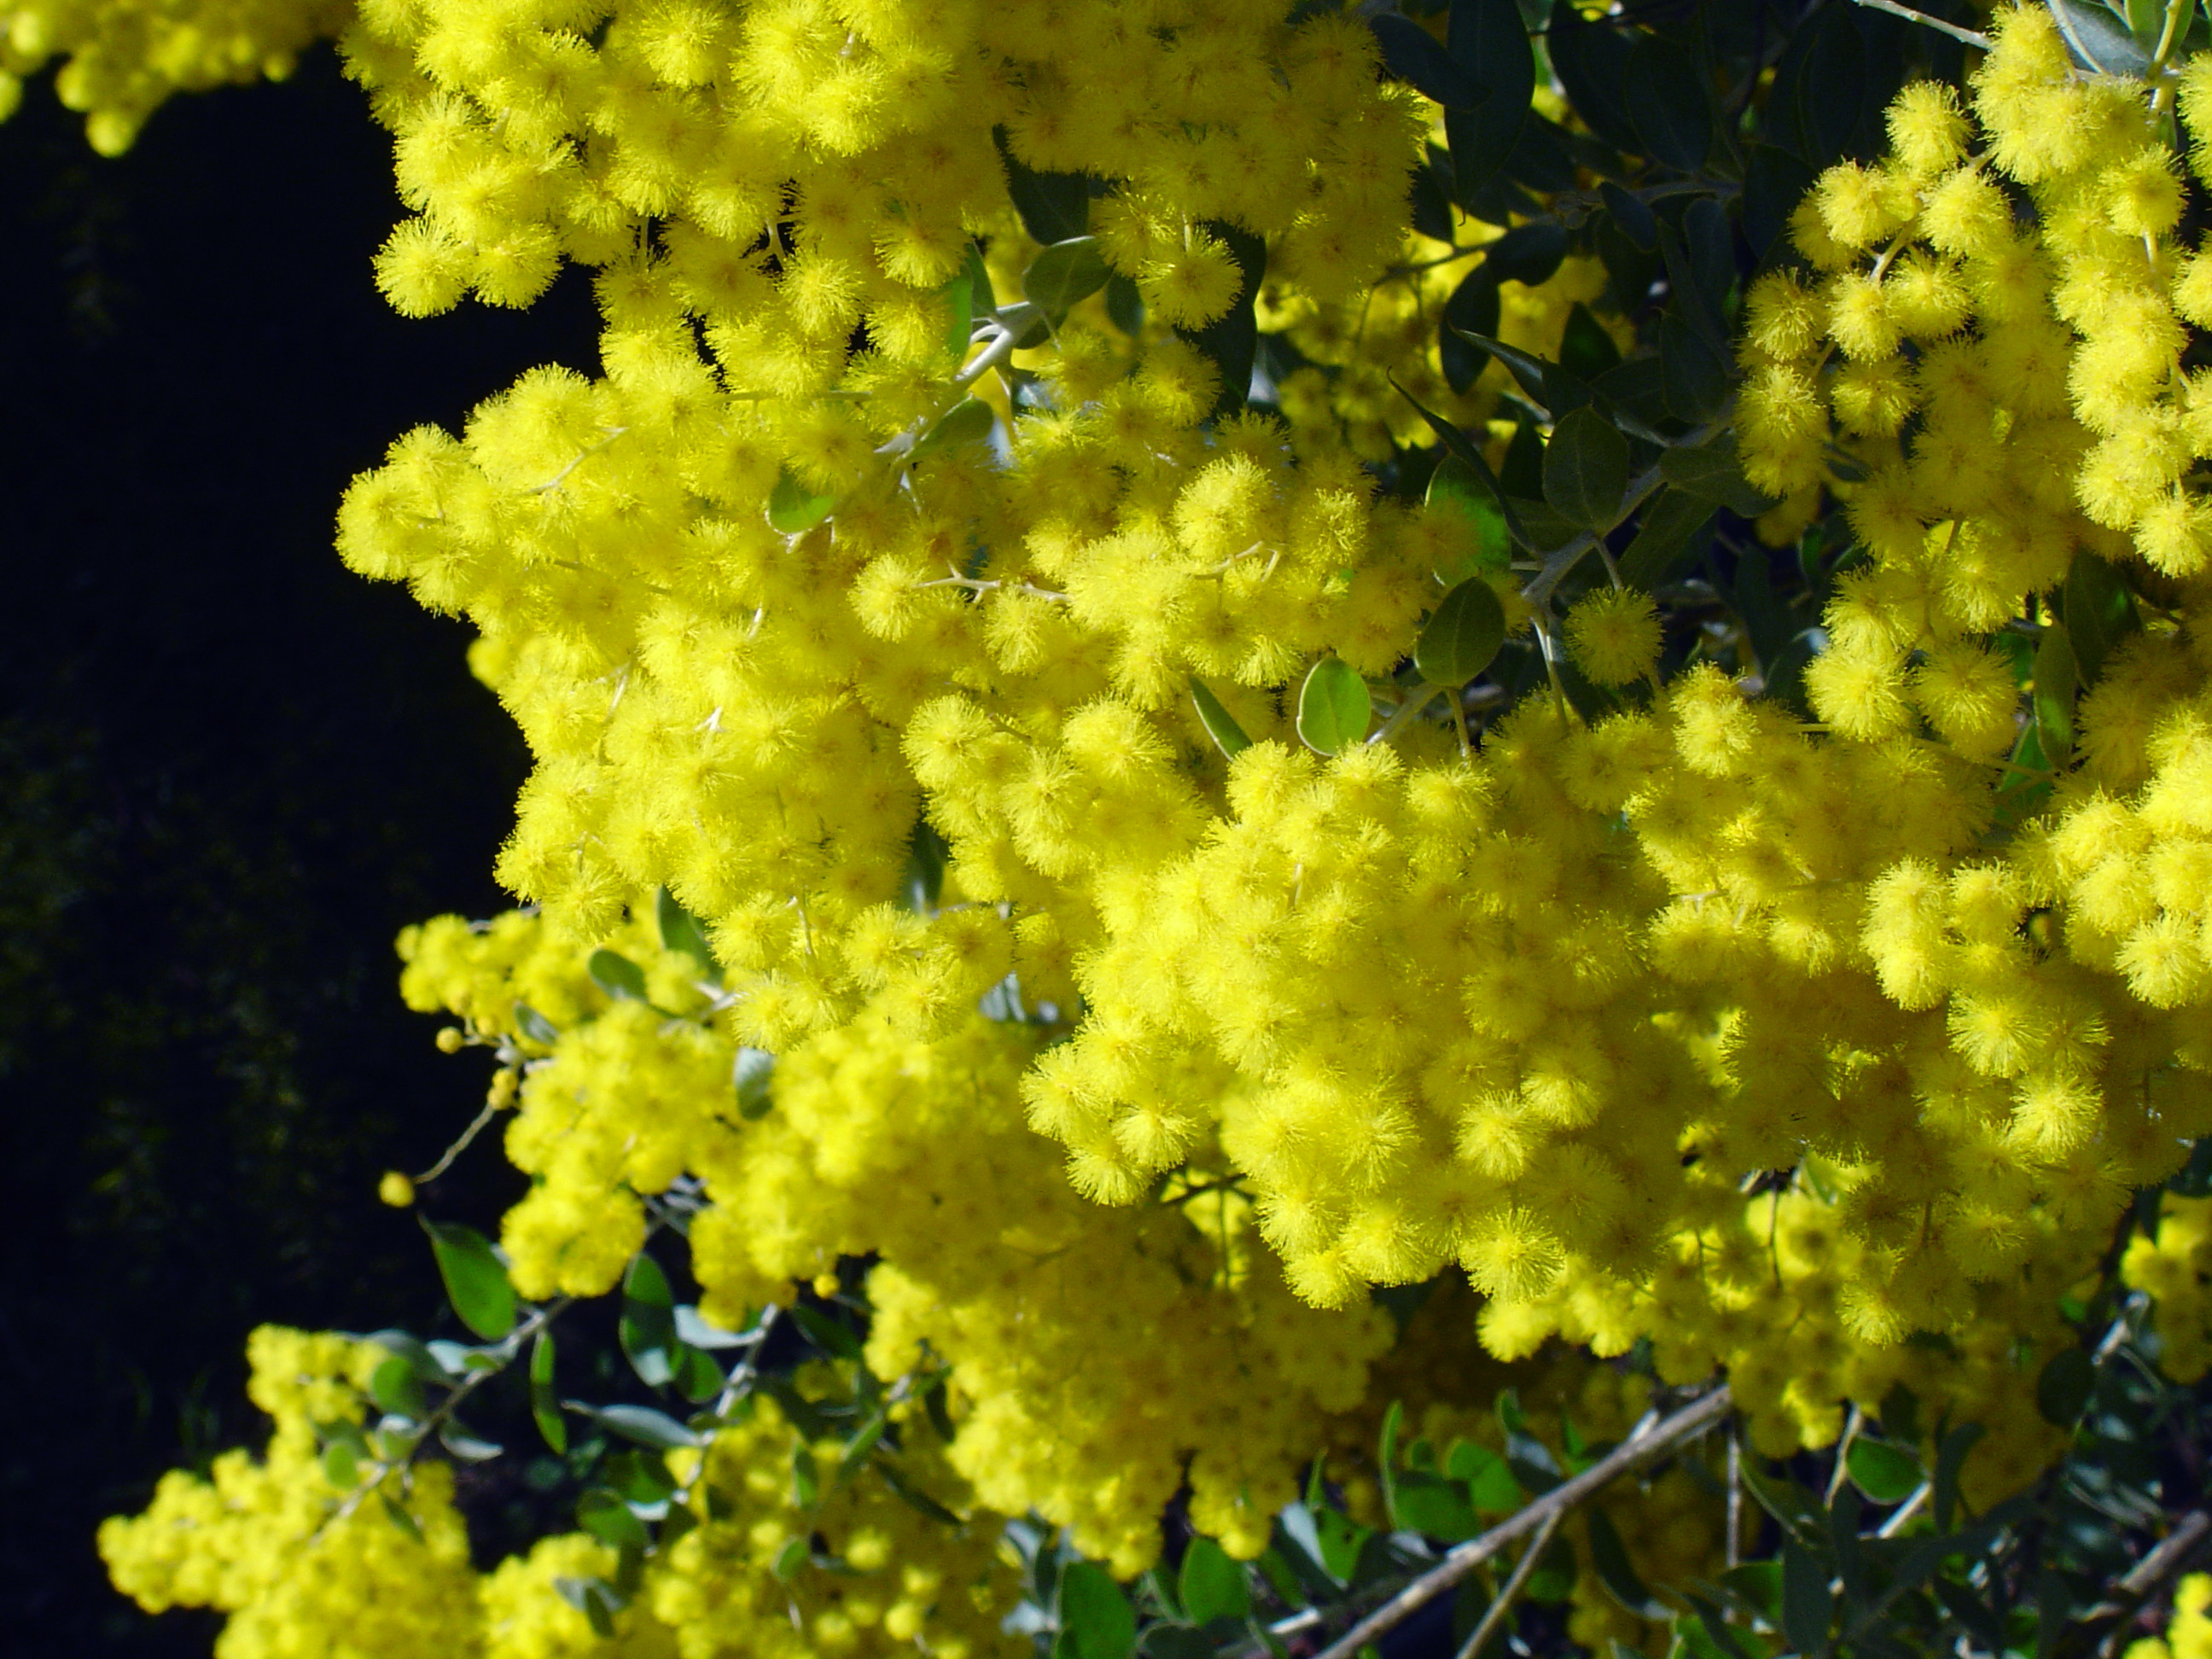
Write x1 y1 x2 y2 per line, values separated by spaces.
371 1353 427 1419
912 397 995 457
577 1487 651 1550
1190 677 1252 760
568 1400 703 1450
2037 1347 2095 1427
1844 1437 1925 1504
422 1219 517 1342
530 1329 567 1454
588 947 648 1003
2064 549 2140 685
656 887 719 975
1542 407 1628 533
1625 34 1712 170
1061 1561 1138 1659
1024 237 1112 323
1780 1540 1832 1655
1369 13 1481 108
1295 658 1371 756
1427 455 1511 579
767 469 835 534
1416 578 1507 685
735 1045 775 1120
1179 1535 1251 1626
620 1250 678 1388
2050 0 2152 73
2034 624 2080 773
1586 1505 1668 1620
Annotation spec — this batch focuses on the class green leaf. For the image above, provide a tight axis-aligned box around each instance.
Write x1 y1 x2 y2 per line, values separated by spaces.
1443 0 1535 205
513 1003 560 1047
2063 550 2140 685
1415 578 1507 685
734 1045 775 1120
589 947 649 1002
2033 624 2080 773
912 398 995 457
1738 1459 1827 1551
1448 1441 1521 1513
371 1353 427 1418
531 1330 567 1454
1558 303 1621 381
1598 183 1656 253
1178 220 1266 418
1393 378 1532 552
1378 1400 1404 1528
1660 314 1729 423
792 1442 820 1508
1296 658 1371 756
993 126 1089 242
767 468 835 535
1481 222 1569 290
1542 407 1628 532
2051 0 2152 73
1452 326 1588 415
1660 438 1771 517
1845 1438 1925 1505
1370 14 1481 108
789 1301 864 1361
1545 2 1639 154
380 1492 425 1545
323 1441 360 1489
366 1329 454 1384
1179 1536 1251 1626
878 1458 965 1526
1024 236 1113 323
439 1422 503 1461
568 1400 704 1451
620 1250 679 1388
2037 1347 2095 1427
1061 1562 1138 1659
1427 455 1512 578
556 1575 623 1639
1932 1421 1984 1530
1190 678 1252 760
1781 1541 1832 1656
1625 35 1712 170
655 888 719 975
1394 1470 1480 1541
422 1220 517 1342
771 1535 810 1580
673 1342 724 1403
940 266 975 363
1586 1507 1668 1619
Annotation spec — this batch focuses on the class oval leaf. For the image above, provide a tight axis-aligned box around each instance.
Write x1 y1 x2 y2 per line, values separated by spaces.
1179 1536 1250 1627
1369 13 1481 108
912 397 995 457
577 1487 651 1550
1427 455 1511 579
422 1219 517 1341
530 1329 567 1454
1443 0 1535 205
588 947 648 1003
1190 677 1252 760
568 1400 703 1450
1844 1436 1925 1504
1023 237 1112 322
371 1353 427 1419
767 468 835 534
656 887 719 975
1587 1505 1669 1620
1415 578 1507 686
620 1250 678 1388
734 1045 775 1120
1543 406 1629 533
1061 1561 1138 1659
1625 35 1713 171
1295 658 1371 756
2037 1347 2095 1427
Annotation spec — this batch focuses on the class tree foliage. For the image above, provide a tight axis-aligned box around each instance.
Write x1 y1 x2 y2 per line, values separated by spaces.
14 0 2212 1655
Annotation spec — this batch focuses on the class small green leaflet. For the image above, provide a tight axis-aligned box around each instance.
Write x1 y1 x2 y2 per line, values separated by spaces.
940 265 976 362
1190 677 1251 759
912 398 995 457
2037 1346 2095 1426
530 1329 567 1453
655 887 719 975
1296 658 1370 755
588 947 648 1002
1179 1536 1250 1626
1542 406 1628 533
1414 578 1506 686
1586 1506 1668 1620
1844 1436 1925 1504
1023 236 1112 323
2033 623 2079 772
370 1353 426 1418
620 1250 680 1388
1059 1561 1138 1659
734 1045 775 1120
565 1400 703 1450
767 468 835 534
1426 454 1511 579
421 1219 517 1341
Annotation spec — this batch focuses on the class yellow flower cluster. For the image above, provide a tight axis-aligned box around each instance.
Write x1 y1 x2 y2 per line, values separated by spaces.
102 1326 1013 1659
0 0 347 152
2128 1573 2212 1659
98 1327 485 1659
2125 1192 2212 1382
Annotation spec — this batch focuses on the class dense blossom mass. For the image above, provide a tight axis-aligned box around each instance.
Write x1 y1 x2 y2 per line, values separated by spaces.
38 0 2212 1654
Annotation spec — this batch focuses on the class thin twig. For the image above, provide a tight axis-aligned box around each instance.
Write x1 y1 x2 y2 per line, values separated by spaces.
1301 1384 1735 1659
1846 0 1989 49
2055 1511 2212 1659
1456 1507 1563 1659
410 1097 500 1185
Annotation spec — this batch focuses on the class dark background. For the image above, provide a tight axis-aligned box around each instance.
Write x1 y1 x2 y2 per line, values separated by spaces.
0 49 596 1656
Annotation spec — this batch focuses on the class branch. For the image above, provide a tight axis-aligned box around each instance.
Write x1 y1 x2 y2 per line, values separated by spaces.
1302 1383 1735 1659
2054 1511 2212 1659
1454 1506 1562 1659
1846 0 1989 49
